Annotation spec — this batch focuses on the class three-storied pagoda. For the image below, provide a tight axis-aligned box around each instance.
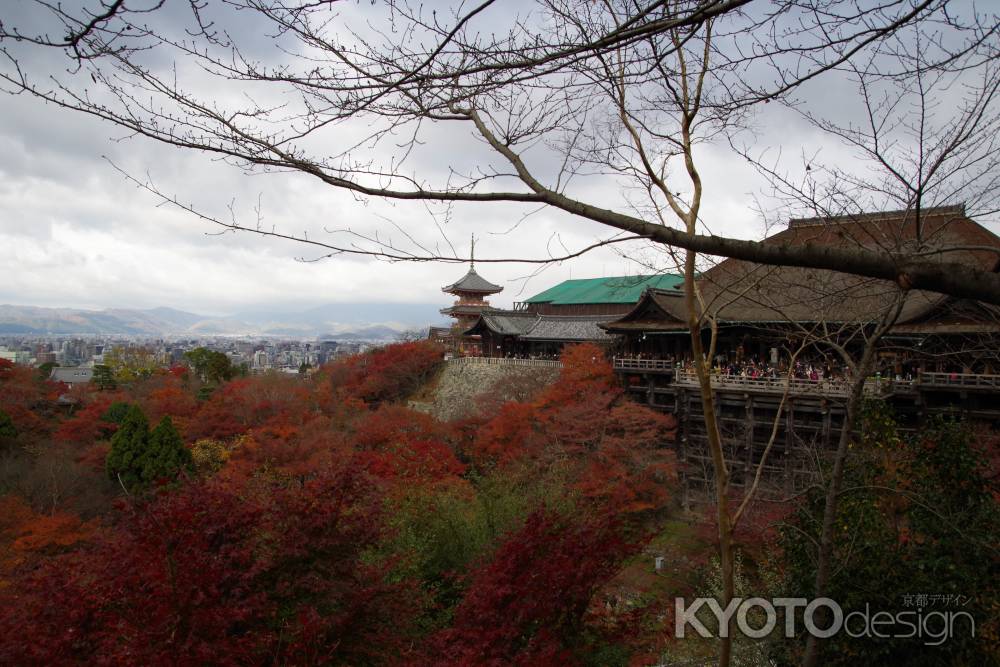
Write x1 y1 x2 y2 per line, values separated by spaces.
440 238 503 354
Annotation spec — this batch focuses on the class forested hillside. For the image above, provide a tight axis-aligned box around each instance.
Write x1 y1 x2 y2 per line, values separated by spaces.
0 343 683 664
0 343 996 665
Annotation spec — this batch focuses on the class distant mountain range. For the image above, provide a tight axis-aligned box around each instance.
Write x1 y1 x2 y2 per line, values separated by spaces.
0 303 447 339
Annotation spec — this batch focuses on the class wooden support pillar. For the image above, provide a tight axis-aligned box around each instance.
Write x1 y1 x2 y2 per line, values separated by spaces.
745 394 754 491
678 388 690 510
677 389 688 460
821 400 832 450
784 398 795 491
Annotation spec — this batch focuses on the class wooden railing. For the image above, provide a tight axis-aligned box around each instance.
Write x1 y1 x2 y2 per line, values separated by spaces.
918 372 1000 389
449 356 562 368
614 357 1000 395
613 357 677 371
672 370 880 397
447 356 1000 392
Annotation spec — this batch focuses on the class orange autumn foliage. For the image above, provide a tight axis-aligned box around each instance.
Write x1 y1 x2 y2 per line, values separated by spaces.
0 495 98 585
53 392 125 445
316 340 443 407
0 359 54 441
471 344 678 517
352 405 466 483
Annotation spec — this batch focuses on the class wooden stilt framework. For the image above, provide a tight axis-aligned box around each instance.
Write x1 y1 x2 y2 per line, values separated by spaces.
616 361 1000 501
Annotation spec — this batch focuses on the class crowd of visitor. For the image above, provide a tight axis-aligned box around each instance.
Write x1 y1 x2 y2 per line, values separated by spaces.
709 357 847 382
646 353 923 383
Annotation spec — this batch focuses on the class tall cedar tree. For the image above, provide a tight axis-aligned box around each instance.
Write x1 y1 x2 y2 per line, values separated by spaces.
0 410 16 440
91 364 116 390
106 405 189 489
106 404 149 489
143 416 192 483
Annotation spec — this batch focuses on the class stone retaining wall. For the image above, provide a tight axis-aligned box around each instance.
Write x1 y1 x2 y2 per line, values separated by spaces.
409 358 561 421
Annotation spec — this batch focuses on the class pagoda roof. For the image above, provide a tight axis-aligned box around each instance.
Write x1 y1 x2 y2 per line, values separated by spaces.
442 267 503 294
440 303 493 316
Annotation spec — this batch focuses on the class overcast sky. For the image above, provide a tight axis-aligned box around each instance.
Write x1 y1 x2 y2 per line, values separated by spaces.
1 1 996 317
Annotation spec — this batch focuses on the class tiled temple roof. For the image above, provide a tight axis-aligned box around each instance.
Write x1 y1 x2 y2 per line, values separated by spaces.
605 206 1000 332
442 267 503 294
464 311 615 341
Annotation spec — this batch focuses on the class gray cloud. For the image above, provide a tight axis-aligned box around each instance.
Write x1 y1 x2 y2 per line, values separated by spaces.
1 2 996 318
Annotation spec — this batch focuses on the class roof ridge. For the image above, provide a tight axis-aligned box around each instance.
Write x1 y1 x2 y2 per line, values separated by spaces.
788 204 966 228
537 313 617 320
483 309 536 317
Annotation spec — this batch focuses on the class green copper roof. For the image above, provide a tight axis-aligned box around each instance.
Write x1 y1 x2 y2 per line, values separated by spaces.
524 274 684 305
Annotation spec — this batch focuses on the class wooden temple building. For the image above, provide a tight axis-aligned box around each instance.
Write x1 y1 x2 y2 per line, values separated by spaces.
602 206 1000 496
462 274 684 357
447 205 1000 497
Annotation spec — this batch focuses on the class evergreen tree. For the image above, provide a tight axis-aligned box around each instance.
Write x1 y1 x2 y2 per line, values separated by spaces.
106 408 192 490
184 347 236 384
777 410 998 666
106 405 150 489
100 401 132 426
105 405 191 490
91 364 116 391
36 361 56 381
0 410 17 440
143 416 191 483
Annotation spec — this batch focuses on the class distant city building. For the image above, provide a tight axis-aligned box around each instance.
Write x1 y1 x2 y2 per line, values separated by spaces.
36 351 57 365
0 346 32 365
49 367 94 385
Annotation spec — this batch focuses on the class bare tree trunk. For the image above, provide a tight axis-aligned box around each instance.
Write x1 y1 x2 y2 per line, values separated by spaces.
684 248 734 667
801 334 883 666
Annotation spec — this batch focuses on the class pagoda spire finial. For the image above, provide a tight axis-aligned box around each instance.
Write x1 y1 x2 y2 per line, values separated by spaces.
470 234 475 270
